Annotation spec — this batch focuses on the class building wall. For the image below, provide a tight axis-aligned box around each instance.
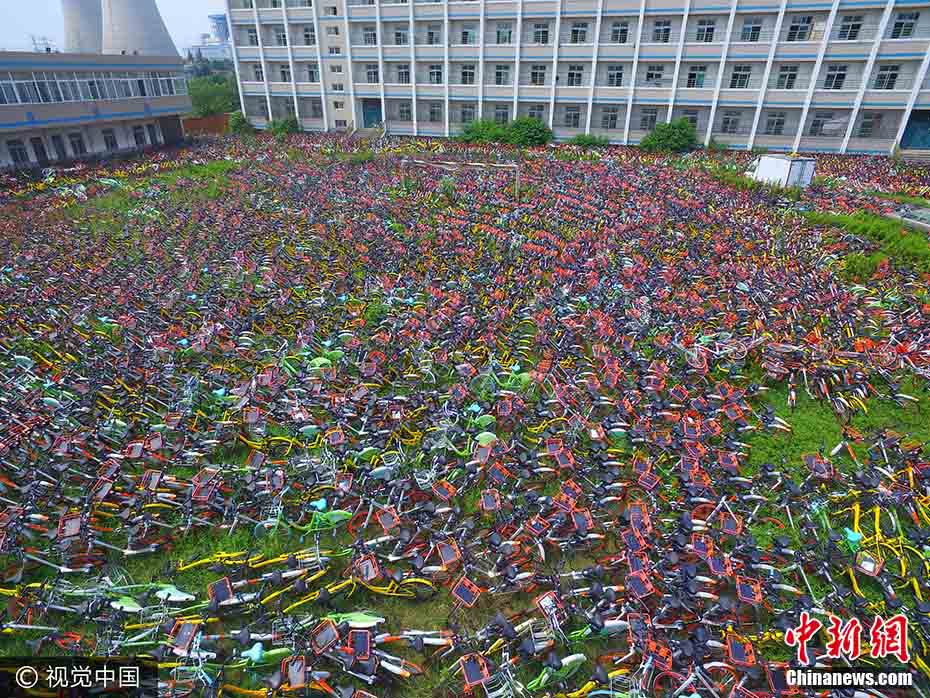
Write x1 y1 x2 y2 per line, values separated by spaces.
0 51 190 169
226 0 930 153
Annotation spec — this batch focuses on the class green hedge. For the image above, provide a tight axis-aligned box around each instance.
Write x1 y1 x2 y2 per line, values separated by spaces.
568 134 610 148
459 117 553 146
228 111 255 136
640 118 697 152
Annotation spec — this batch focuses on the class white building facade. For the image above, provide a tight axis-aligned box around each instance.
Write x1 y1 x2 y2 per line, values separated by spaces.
226 0 930 153
0 52 190 170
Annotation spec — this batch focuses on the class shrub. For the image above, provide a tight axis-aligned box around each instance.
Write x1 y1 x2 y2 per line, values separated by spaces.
228 111 255 136
459 119 509 144
459 118 553 146
639 118 697 153
568 134 610 148
269 116 300 141
706 137 728 153
506 117 553 146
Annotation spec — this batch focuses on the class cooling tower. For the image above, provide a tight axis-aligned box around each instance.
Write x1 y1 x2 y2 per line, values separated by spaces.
62 0 103 53
101 0 179 56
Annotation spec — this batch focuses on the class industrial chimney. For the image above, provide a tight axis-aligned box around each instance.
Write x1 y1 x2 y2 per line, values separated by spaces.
101 0 179 56
62 0 103 53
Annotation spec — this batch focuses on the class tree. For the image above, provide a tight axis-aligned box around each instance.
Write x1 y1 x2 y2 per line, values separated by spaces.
186 49 194 63
188 75 238 117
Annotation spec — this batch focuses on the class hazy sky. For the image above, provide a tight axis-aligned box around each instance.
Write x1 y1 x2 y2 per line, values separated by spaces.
1 0 226 53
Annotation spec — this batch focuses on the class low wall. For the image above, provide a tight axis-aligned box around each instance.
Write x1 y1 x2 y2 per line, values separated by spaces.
182 113 230 136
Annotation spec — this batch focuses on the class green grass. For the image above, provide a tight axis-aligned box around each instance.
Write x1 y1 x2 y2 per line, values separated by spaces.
867 190 930 208
802 210 930 276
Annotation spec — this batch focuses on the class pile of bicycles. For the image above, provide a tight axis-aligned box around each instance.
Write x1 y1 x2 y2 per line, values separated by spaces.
1 133 929 698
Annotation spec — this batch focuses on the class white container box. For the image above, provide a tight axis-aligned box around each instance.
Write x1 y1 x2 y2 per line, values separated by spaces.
745 155 816 188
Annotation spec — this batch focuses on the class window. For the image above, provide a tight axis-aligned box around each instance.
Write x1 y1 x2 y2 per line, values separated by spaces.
786 15 813 41
822 65 847 90
729 65 752 89
696 19 715 42
570 22 589 44
275 26 287 45
461 26 477 45
147 124 159 144
429 102 443 122
891 12 919 39
330 64 343 73
363 26 377 45
394 28 408 45
564 106 581 128
607 65 623 87
247 28 259 46
366 64 379 83
303 26 315 45
682 109 699 128
645 65 665 86
601 106 619 129
610 21 629 44
721 110 741 134
857 112 882 138
278 65 290 82
331 83 344 91
495 65 510 86
324 6 336 15
837 15 862 41
51 134 67 160
873 64 899 90
399 102 412 121
333 100 344 109
461 64 475 85
429 64 443 84
527 104 545 121
809 111 833 136
686 65 706 88
496 23 512 44
530 64 547 86
6 139 29 166
740 17 762 42
132 125 147 147
335 119 347 127
102 128 118 152
764 111 786 135
461 105 475 123
254 64 264 81
307 65 319 82
326 26 339 36
328 46 341 55
567 65 584 87
652 20 671 43
397 63 410 84
533 23 549 44
776 65 798 89
639 108 658 131
68 132 87 156
310 101 323 118
494 104 510 124
427 26 440 45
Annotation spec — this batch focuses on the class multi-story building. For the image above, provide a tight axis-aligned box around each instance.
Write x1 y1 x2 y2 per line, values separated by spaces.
226 0 930 154
0 51 190 170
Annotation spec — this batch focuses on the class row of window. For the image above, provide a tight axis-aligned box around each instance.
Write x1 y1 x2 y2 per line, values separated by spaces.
5 125 160 167
247 59 910 91
240 12 922 48
0 71 187 106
